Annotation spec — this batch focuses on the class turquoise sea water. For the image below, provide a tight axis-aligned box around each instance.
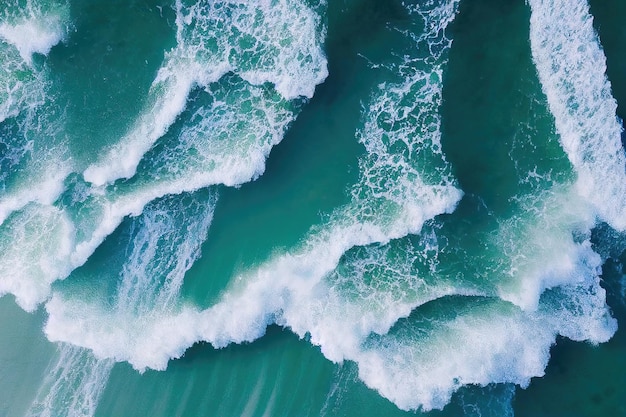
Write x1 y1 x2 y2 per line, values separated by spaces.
0 0 625 416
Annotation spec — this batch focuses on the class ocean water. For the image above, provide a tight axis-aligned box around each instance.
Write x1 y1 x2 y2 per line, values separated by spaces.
0 0 625 416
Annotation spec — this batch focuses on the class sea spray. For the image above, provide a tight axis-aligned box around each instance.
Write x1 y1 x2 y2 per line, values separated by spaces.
0 41 45 125
17 72 302 309
0 0 69 121
124 74 298 189
0 203 74 311
0 0 69 60
0 1 74 309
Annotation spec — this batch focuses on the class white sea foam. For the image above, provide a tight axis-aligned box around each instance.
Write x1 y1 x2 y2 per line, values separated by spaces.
45 207 617 411
44 193 214 368
0 167 69 225
0 2 68 152
170 0 327 100
349 203 617 411
492 186 598 310
0 88 287 314
2 63 299 314
139 76 296 187
83 0 327 186
0 107 74 309
355 277 615 412
0 43 44 123
0 2 72 223
114 193 216 312
0 203 75 312
33 1 321 311
25 345 114 417
43 206 616 409
0 14 66 65
82 71 196 187
43 220 449 370
528 0 626 231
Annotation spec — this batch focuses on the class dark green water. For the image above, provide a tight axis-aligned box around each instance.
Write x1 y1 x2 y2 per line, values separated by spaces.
0 0 625 416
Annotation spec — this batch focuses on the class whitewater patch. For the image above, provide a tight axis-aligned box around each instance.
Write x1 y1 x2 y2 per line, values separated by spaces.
0 1 72 228
0 43 43 124
0 5 70 229
528 0 626 231
0 168 69 225
0 203 75 312
0 75 299 314
0 0 69 121
43 185 618 411
0 14 67 65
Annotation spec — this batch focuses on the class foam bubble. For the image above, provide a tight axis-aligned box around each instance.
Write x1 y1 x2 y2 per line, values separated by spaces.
46 220 424 370
353 255 616 412
0 2 72 222
114 192 216 311
171 0 327 100
8 97 287 312
134 75 297 188
0 107 74 308
0 2 68 132
0 167 69 225
5 76 289 308
44 223 616 409
0 43 45 123
65 76 299 286
82 72 196 186
355 298 554 411
528 0 626 230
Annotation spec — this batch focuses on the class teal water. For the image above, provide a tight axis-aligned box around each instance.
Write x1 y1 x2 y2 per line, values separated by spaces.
0 0 625 416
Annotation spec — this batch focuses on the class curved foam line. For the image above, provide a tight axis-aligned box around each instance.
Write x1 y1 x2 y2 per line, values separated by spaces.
83 0 328 186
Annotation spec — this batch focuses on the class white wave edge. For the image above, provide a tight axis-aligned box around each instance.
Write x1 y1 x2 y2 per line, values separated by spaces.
0 10 68 66
528 0 626 231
